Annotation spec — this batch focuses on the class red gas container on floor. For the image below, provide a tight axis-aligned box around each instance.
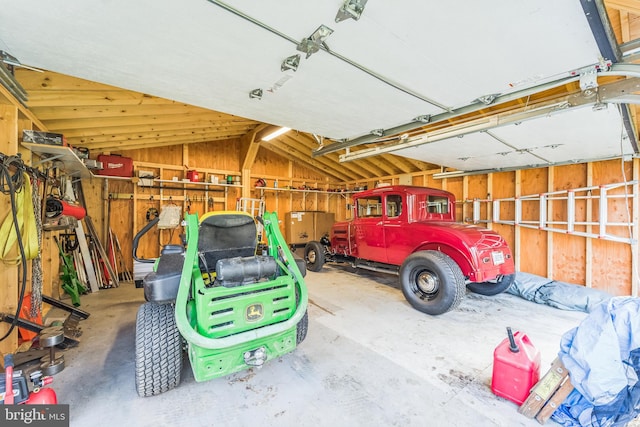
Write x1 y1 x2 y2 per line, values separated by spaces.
491 327 541 405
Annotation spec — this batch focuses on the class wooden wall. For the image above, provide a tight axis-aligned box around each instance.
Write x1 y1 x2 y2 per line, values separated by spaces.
104 140 339 266
0 90 63 354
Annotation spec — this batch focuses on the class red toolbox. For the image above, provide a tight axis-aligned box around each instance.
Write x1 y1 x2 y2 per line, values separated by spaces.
97 154 133 177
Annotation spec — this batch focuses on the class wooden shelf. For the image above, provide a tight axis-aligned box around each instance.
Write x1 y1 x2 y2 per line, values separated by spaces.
154 179 242 188
254 186 354 195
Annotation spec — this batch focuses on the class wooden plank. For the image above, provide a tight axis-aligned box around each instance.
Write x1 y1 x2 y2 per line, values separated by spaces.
0 104 19 354
514 170 521 272
519 357 566 418
547 166 554 279
633 158 639 297
520 167 548 276
74 222 100 293
606 0 640 16
535 378 574 424
591 159 633 295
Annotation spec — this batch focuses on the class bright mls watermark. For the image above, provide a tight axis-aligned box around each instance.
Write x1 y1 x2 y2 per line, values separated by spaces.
2 405 69 426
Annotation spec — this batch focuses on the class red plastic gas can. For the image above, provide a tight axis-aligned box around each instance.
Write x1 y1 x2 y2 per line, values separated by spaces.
491 327 541 405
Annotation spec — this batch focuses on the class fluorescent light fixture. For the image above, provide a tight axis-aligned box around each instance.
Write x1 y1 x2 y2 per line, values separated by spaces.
335 0 368 22
297 25 334 58
262 127 290 141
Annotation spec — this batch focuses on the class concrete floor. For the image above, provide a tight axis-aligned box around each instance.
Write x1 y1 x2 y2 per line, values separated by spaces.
45 265 589 427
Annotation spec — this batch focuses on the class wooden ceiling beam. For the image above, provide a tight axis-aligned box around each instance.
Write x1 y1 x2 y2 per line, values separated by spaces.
68 124 255 145
280 135 365 181
80 133 239 152
290 133 371 179
402 157 436 171
31 103 216 120
240 124 270 172
17 69 122 91
380 153 415 174
43 113 253 130
360 155 397 176
26 90 180 107
261 140 353 182
58 119 256 138
605 0 640 16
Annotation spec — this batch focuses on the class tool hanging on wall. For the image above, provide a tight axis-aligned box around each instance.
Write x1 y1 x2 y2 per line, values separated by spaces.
73 180 119 288
45 196 86 220
53 236 87 306
112 231 132 281
0 171 39 262
30 175 44 319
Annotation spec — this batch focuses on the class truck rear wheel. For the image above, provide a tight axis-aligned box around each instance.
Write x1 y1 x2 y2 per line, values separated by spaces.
466 273 515 296
135 302 183 397
304 241 325 272
399 251 466 315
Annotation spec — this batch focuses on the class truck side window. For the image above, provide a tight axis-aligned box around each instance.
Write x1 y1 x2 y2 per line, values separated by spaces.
357 196 382 218
386 195 402 218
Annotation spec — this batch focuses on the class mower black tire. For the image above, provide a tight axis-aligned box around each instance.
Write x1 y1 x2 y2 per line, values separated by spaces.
135 302 183 397
304 241 325 272
296 310 309 344
466 273 516 296
399 250 466 316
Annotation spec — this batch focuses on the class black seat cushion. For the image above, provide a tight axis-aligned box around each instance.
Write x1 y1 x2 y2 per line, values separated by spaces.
198 213 257 272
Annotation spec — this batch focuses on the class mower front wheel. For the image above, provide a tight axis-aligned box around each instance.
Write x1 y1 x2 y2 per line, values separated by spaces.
135 302 183 397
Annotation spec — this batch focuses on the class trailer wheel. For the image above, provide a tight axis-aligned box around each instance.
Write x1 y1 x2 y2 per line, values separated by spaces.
135 302 183 397
304 241 325 272
466 273 515 296
296 310 309 344
399 251 466 315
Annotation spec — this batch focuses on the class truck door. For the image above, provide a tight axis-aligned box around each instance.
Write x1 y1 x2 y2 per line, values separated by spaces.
354 195 387 262
382 193 408 265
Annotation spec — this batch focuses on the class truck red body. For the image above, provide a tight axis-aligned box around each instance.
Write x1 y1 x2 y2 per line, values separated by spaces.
304 185 515 315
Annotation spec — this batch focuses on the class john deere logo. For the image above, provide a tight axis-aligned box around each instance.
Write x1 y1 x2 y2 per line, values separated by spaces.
246 304 264 322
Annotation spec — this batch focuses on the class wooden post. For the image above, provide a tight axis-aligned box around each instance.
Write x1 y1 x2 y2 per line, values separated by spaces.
585 163 593 288
514 170 521 272
633 158 639 297
0 104 19 354
547 166 554 279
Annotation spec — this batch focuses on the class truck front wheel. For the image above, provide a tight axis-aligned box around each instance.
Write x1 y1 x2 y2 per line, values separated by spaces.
466 273 515 296
304 241 325 272
399 251 466 315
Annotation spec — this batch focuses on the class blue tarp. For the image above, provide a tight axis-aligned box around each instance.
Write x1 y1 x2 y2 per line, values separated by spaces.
552 297 640 427
507 272 612 313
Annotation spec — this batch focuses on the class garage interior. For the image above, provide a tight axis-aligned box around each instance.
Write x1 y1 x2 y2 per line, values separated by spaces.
0 0 639 425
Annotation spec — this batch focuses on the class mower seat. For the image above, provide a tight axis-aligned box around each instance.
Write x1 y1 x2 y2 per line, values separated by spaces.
197 212 258 275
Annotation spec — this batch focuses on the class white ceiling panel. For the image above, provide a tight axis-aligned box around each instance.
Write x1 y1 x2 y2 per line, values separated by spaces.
395 104 635 171
0 0 608 142
394 132 543 171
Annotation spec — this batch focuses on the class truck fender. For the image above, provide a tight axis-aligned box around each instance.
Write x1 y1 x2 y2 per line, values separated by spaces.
414 243 474 279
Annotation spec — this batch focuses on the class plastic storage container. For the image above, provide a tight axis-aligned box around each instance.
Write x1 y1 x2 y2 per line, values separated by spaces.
491 327 541 405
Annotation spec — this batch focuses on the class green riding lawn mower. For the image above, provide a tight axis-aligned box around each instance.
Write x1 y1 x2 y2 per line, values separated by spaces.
135 210 308 396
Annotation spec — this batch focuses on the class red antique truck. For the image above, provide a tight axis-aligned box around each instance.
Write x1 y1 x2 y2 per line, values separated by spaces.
304 185 515 315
